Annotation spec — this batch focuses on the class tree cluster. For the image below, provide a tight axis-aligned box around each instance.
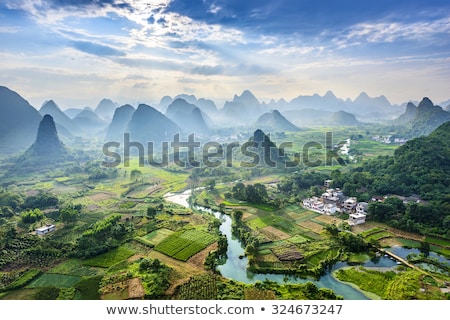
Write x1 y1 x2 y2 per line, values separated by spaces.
231 182 268 204
75 214 133 258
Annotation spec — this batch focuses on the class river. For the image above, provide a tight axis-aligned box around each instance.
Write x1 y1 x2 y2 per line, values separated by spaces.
164 190 400 300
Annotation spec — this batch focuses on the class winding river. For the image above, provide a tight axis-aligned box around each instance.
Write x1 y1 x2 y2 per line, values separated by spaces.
164 190 400 300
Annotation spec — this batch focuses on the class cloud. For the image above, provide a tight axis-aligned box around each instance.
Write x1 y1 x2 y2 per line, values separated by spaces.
0 26 21 33
190 65 224 75
45 0 131 9
331 16 450 50
347 17 450 43
71 40 125 56
132 82 149 89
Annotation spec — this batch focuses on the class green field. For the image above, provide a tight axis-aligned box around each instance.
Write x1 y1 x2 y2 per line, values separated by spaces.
142 228 174 245
154 229 217 261
222 200 275 212
425 236 450 248
365 231 394 241
293 211 321 223
27 273 82 289
288 235 309 244
134 228 175 247
351 139 399 157
83 246 135 268
49 259 101 277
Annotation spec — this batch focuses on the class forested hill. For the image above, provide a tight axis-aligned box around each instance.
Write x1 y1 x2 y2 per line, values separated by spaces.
342 121 450 199
333 121 450 237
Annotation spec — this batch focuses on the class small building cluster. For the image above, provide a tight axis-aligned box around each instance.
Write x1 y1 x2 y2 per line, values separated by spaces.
371 135 408 145
302 180 371 226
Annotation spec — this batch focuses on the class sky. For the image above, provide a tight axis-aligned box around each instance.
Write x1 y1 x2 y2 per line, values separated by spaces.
1 0 450 109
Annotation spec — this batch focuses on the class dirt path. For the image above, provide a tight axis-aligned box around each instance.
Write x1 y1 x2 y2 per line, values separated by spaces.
128 278 145 299
187 242 218 269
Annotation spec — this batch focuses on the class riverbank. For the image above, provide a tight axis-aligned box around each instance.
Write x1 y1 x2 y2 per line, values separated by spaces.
331 267 382 300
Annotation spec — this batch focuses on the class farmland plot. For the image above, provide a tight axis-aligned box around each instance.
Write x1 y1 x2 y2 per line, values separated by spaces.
154 229 217 262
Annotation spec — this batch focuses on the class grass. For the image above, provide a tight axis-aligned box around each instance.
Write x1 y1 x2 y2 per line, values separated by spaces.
347 253 371 263
83 246 135 268
27 273 82 289
222 200 275 212
425 236 450 248
118 160 189 193
307 248 340 266
288 235 309 244
360 227 383 237
142 228 174 245
429 245 450 258
334 267 395 298
0 288 39 300
351 139 399 157
154 229 217 261
49 259 101 277
2 269 42 291
365 231 394 241
74 276 102 300
292 211 321 222
395 237 421 248
246 217 269 229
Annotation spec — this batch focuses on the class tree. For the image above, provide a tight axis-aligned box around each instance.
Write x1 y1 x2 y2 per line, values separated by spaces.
0 206 14 218
324 223 339 236
130 169 142 181
368 202 396 222
59 205 80 224
207 179 216 191
253 183 268 203
420 241 430 257
232 210 243 224
232 182 246 201
21 208 44 224
147 206 157 219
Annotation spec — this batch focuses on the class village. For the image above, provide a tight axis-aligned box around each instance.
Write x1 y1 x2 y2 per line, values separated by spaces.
302 179 371 226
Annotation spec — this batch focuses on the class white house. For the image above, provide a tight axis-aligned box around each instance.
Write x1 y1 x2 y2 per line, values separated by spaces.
348 213 366 225
322 189 342 204
356 202 369 215
324 179 333 188
303 198 313 207
302 197 325 212
35 224 56 236
323 203 337 215
343 197 357 211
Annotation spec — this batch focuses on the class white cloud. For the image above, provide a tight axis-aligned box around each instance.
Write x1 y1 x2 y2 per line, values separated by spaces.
0 26 21 33
336 16 450 47
209 4 222 14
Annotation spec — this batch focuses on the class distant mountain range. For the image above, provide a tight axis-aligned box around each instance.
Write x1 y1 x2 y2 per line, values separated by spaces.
1 85 450 155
